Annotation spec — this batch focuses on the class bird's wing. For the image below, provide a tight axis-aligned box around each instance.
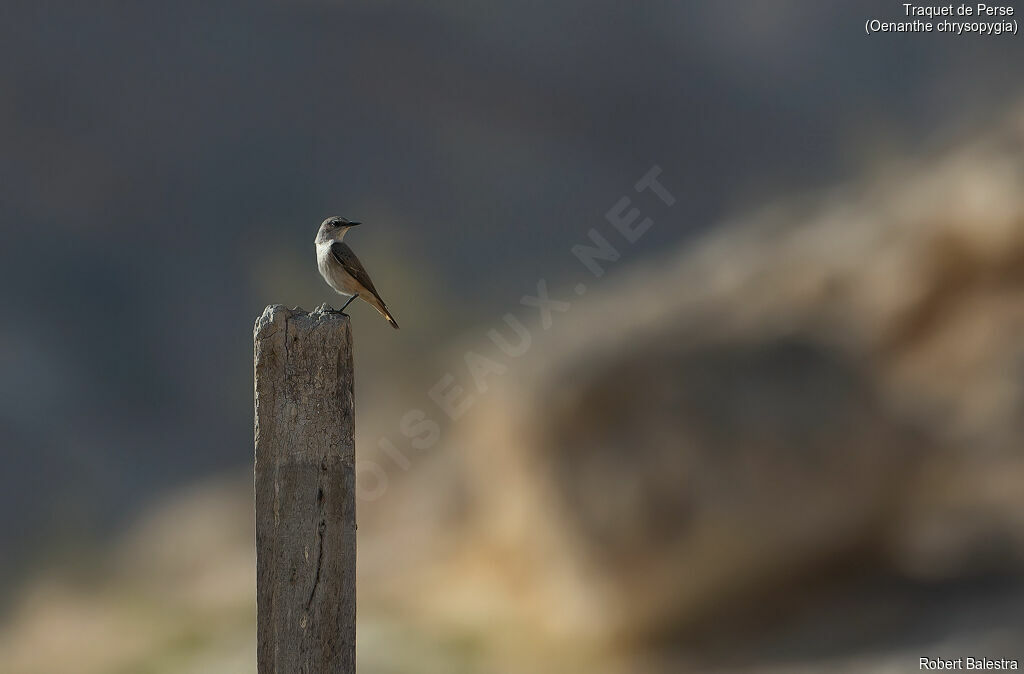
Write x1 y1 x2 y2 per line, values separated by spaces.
330 241 400 329
330 241 381 296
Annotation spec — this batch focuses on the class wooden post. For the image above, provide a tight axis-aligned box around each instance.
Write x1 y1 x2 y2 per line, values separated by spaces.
254 304 356 674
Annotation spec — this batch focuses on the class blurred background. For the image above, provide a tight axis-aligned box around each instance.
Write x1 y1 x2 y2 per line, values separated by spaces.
2 1 1024 672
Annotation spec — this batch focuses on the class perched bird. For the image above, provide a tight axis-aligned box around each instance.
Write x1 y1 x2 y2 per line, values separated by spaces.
315 216 399 329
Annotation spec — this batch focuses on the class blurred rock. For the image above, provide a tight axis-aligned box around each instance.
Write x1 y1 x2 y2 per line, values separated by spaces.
426 106 1024 646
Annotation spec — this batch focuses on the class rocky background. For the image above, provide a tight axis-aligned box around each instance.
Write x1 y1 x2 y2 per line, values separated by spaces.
2 2 1024 672
3 104 1023 674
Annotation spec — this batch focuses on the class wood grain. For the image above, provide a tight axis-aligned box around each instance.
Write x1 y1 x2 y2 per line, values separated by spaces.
254 304 355 674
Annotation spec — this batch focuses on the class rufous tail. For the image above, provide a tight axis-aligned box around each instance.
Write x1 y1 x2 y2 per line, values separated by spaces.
367 294 399 329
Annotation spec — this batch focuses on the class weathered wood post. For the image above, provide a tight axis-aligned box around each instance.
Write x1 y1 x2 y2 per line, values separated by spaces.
254 304 356 673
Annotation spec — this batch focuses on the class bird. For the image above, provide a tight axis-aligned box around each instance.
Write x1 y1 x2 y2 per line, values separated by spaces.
315 216 399 329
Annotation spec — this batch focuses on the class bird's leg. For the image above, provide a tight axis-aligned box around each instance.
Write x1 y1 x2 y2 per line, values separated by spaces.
339 294 358 313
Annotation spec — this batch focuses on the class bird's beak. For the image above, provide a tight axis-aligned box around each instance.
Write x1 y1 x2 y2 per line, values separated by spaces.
347 222 361 227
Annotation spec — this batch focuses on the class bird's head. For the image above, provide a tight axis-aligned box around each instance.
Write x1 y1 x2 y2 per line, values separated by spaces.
316 216 361 243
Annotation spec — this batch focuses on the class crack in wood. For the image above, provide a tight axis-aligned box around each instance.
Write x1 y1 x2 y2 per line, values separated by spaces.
306 519 326 610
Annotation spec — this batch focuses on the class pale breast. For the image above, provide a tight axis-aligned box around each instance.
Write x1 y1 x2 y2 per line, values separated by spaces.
316 243 359 296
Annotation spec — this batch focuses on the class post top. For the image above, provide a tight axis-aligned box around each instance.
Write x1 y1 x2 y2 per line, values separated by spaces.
254 304 350 341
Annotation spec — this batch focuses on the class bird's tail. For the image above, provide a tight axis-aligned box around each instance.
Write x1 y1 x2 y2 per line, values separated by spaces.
367 294 400 329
